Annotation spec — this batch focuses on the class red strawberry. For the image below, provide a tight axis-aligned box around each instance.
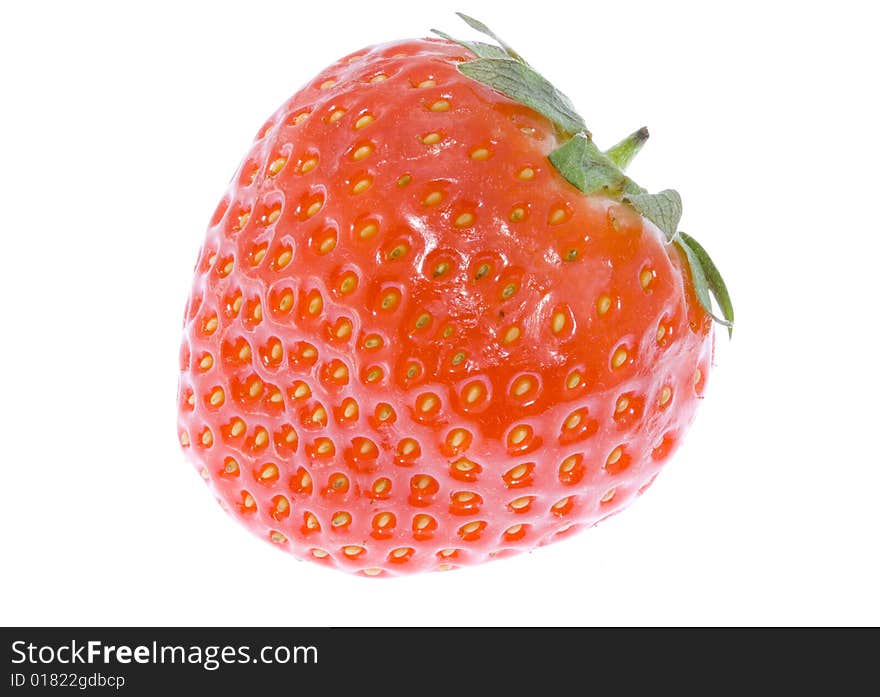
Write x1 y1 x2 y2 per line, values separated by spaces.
178 14 732 576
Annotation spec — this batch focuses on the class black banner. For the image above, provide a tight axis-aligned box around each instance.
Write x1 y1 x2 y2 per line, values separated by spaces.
2 627 875 694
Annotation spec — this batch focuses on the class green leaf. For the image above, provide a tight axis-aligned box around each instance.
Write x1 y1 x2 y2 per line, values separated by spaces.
623 189 682 241
549 134 642 195
454 13 526 63
458 58 587 137
675 232 735 337
429 29 511 60
548 135 590 191
604 127 649 171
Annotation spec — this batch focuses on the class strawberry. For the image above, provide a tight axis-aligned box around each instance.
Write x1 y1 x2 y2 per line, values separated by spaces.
178 14 733 576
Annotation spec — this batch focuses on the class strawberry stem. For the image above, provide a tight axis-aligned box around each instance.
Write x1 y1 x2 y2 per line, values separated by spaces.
605 127 649 171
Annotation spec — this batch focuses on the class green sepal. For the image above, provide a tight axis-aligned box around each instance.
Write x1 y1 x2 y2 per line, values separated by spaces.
453 13 527 64
458 58 587 137
605 127 649 170
623 189 682 242
675 232 735 337
548 134 642 195
435 14 585 137
429 29 511 60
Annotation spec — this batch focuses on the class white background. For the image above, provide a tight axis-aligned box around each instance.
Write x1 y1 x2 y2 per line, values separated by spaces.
2 0 878 627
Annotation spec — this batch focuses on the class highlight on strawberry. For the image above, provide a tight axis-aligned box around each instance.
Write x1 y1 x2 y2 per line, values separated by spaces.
177 14 733 576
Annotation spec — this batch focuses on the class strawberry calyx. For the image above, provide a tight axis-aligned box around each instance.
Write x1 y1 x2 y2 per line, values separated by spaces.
432 13 734 336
